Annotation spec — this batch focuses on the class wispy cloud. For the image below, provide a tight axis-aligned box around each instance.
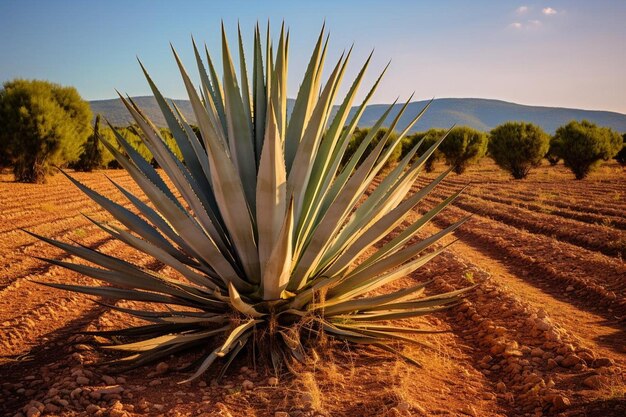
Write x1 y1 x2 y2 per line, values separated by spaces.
509 19 543 30
510 5 558 30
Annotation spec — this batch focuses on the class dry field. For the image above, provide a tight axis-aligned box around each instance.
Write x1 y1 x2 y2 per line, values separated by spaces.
0 160 624 417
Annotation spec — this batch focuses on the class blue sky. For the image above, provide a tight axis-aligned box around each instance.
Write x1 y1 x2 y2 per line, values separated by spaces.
1 0 625 113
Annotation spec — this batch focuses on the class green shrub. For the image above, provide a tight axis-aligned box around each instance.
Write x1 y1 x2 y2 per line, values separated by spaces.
73 115 106 172
615 134 626 166
553 120 622 179
545 136 562 165
403 129 446 172
0 79 92 182
102 125 181 169
488 122 550 179
159 127 183 160
400 132 423 158
97 127 118 168
438 126 487 174
120 125 152 159
101 125 151 169
342 127 401 168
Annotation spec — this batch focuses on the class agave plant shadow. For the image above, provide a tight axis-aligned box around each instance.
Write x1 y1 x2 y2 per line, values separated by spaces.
30 22 474 382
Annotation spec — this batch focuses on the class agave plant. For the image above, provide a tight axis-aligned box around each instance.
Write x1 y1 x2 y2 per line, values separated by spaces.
30 23 472 382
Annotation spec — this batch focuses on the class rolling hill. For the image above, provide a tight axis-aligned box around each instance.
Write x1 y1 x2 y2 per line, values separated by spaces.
90 96 626 134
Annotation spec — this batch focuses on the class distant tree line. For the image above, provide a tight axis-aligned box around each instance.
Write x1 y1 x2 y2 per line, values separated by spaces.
346 121 623 180
1 79 624 183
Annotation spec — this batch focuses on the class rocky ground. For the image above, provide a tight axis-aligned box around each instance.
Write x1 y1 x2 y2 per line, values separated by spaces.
0 161 624 416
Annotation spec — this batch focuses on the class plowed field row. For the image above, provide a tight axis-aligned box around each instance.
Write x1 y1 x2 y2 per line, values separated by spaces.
453 185 626 219
368 176 626 322
449 191 626 230
0 165 624 417
416 180 626 258
421 196 626 314
375 173 625 415
442 162 625 215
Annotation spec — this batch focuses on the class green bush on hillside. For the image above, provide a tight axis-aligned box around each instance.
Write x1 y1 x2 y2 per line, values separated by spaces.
0 79 92 182
488 122 550 179
553 120 622 179
438 126 487 174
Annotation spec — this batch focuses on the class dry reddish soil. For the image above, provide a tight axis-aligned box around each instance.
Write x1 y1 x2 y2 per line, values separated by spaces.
0 160 624 417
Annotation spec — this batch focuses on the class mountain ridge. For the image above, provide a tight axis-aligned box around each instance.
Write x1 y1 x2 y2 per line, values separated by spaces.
90 96 626 134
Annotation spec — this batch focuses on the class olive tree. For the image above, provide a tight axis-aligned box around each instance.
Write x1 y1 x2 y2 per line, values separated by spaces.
0 79 92 182
553 120 622 179
438 126 487 174
488 122 550 179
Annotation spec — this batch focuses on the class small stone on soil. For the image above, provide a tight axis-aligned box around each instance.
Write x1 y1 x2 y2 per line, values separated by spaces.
101 375 116 385
594 357 614 367
552 395 570 411
25 408 40 417
155 362 169 374
560 354 580 367
396 402 410 411
75 376 89 385
583 375 607 389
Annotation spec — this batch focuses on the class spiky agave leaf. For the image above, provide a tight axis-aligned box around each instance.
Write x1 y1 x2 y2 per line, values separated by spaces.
32 23 474 381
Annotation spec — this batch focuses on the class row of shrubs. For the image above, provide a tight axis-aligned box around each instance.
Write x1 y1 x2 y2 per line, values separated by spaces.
1 79 624 183
348 121 625 180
